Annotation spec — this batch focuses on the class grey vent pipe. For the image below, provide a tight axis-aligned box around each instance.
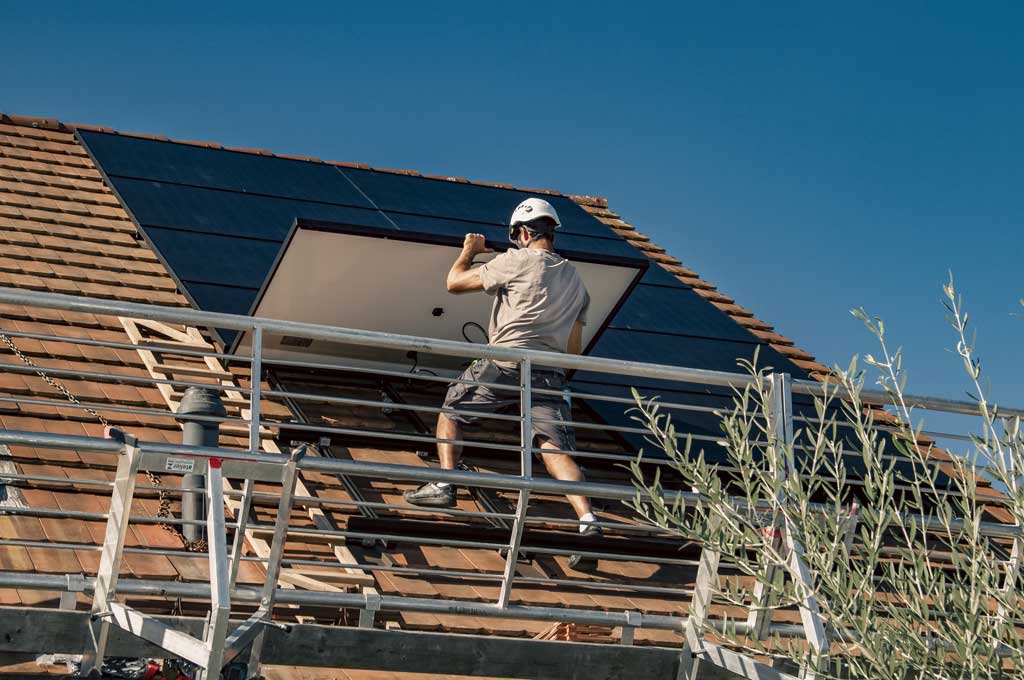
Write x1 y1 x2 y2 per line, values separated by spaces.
176 387 226 544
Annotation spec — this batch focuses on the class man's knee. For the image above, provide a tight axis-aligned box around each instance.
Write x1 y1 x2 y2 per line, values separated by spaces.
437 411 460 433
540 446 583 481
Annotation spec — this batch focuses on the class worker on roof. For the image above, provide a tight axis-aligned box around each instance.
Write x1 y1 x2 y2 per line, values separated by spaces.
405 198 600 562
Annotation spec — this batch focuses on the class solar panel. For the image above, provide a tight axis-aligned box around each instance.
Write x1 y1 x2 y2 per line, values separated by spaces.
609 284 759 341
574 380 955 486
637 263 689 288
380 212 645 263
142 228 283 288
111 178 392 241
233 224 642 373
343 167 624 240
587 329 792 376
79 130 374 208
181 282 259 319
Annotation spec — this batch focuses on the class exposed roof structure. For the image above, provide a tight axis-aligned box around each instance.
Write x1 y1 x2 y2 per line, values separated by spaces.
0 112 1000 679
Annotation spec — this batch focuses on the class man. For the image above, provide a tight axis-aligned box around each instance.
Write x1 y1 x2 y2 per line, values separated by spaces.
404 197 600 546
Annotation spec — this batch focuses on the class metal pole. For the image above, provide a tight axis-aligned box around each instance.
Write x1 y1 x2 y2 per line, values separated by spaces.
249 325 263 453
177 387 226 545
746 373 790 641
2 285 1024 419
771 373 829 676
228 479 255 592
245 447 302 678
498 358 532 608
201 459 231 679
7 427 1023 539
679 514 722 680
81 433 141 676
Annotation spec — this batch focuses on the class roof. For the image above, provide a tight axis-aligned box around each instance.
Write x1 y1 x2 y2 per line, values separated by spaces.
0 112 830 377
2 111 995 677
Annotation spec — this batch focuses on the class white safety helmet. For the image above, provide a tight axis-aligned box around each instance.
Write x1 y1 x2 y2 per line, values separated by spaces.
509 198 561 245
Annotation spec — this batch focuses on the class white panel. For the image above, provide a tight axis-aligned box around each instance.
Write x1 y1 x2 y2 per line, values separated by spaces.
235 230 638 373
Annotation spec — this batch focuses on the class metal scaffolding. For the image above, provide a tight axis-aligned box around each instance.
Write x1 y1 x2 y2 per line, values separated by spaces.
0 286 1018 679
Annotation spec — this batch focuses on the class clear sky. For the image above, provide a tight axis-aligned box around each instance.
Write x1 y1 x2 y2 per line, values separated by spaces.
2 1 1022 421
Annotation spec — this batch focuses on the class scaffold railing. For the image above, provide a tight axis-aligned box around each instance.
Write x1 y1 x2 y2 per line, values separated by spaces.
0 285 1020 680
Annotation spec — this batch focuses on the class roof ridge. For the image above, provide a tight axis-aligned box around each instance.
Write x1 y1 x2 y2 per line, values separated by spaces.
0 111 594 202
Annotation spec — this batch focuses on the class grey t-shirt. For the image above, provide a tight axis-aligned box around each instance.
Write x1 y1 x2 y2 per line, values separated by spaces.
478 248 590 361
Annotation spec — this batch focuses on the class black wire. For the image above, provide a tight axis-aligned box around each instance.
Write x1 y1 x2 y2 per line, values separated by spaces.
462 321 487 344
407 351 438 377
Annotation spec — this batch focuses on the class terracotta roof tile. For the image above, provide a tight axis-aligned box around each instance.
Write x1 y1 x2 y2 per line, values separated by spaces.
690 287 734 304
0 122 196 593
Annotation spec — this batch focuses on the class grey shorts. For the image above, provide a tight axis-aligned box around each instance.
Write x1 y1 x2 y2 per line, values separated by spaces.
442 359 577 454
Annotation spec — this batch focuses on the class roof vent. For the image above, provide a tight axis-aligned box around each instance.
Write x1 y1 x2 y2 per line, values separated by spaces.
280 335 313 348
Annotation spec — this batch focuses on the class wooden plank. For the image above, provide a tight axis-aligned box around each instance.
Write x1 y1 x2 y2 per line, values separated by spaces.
123 318 203 345
0 606 689 680
278 569 347 592
260 440 376 592
121 321 374 603
151 363 233 380
170 393 252 408
281 566 376 588
120 319 177 409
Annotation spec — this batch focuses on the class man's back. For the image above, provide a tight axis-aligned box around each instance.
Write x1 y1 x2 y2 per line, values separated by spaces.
479 248 590 356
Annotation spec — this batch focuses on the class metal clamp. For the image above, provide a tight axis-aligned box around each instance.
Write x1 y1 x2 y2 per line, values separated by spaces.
620 610 643 645
359 592 382 629
59 573 87 610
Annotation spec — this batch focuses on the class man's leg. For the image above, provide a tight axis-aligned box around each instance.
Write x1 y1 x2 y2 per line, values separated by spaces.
538 441 592 520
404 412 465 507
437 411 462 470
539 440 601 570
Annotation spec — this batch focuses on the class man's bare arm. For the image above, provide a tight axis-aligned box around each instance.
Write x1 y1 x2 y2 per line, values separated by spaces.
567 320 585 355
447 233 492 293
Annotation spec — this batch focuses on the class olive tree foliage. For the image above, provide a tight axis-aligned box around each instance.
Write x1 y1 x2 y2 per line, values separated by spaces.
627 278 1024 680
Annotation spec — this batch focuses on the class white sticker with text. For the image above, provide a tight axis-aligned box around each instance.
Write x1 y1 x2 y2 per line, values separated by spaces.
165 458 196 473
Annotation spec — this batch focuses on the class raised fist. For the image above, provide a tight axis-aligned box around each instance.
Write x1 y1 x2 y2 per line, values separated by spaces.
462 233 492 256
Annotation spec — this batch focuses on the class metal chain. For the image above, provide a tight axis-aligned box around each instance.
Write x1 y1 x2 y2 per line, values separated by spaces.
0 331 208 552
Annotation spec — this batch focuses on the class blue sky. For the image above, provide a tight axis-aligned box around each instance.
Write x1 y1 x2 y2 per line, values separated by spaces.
2 1 1022 426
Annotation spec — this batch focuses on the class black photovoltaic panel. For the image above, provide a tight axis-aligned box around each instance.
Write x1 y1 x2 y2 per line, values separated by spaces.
79 130 375 208
182 282 259 320
82 127 649 318
380 212 645 263
571 380 732 463
573 380 955 486
609 284 758 341
586 329 794 378
344 167 623 240
112 178 392 241
82 130 626 241
638 263 689 288
143 228 283 288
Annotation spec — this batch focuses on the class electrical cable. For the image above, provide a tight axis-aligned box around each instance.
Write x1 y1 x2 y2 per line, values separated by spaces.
461 321 487 344
407 351 438 377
